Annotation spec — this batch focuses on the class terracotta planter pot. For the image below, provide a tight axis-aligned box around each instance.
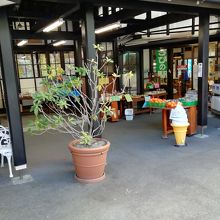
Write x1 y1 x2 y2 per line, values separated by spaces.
68 138 110 183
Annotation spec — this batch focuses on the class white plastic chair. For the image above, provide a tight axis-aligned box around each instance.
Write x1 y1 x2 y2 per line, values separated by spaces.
0 126 13 178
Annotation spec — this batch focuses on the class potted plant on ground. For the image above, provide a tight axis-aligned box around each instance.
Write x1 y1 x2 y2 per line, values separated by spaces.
30 44 133 183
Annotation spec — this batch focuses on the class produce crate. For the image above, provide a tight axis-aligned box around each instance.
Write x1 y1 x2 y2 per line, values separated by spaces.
181 100 198 107
149 102 166 108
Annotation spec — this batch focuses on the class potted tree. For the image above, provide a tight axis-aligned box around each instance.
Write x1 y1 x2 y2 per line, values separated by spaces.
30 44 133 183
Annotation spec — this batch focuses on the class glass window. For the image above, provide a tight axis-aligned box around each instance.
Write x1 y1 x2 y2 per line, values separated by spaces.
122 52 137 94
49 52 61 75
16 54 34 78
35 53 47 77
64 51 75 75
100 42 114 74
209 43 216 57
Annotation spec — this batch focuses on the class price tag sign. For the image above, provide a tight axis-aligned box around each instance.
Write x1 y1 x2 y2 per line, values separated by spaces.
198 63 203 77
145 96 150 102
124 94 133 102
110 96 121 102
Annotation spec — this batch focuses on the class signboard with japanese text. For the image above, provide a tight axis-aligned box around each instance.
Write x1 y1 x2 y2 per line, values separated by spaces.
177 64 187 70
198 63 203 77
156 49 167 78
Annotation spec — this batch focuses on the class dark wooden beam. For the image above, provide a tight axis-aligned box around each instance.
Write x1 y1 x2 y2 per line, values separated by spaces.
81 4 100 135
192 17 195 35
0 8 27 170
138 49 144 94
32 0 220 13
167 48 173 99
121 18 149 25
146 11 151 37
30 0 76 4
8 2 79 20
113 39 120 91
74 39 82 67
98 13 196 40
31 4 80 32
14 45 75 52
197 13 209 128
96 9 145 29
90 0 220 15
10 0 21 3
124 31 220 50
12 30 80 40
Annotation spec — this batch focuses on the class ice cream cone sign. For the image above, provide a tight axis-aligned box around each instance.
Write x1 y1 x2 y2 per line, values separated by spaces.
169 102 188 125
170 102 189 146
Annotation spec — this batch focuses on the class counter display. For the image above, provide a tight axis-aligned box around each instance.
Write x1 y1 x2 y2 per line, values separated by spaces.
211 84 220 114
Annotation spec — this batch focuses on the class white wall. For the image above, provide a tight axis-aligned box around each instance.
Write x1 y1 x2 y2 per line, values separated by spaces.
20 79 35 94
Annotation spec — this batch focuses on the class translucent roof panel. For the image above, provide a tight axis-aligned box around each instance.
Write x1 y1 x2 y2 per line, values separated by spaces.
150 25 166 32
134 13 147 20
151 11 166 19
210 15 218 23
195 17 199 25
210 23 219 29
170 27 192 33
210 29 217 35
170 19 192 29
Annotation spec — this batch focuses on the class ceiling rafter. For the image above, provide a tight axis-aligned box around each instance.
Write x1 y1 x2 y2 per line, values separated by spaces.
11 30 80 40
97 13 196 40
95 9 147 29
91 0 220 15
123 31 220 50
31 3 80 33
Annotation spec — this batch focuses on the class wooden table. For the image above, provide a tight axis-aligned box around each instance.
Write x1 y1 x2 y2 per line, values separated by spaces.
19 95 33 113
162 106 197 138
131 96 151 115
110 92 167 120
110 101 119 122
145 92 167 99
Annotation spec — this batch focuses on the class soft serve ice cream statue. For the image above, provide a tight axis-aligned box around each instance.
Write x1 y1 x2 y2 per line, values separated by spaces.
169 102 189 125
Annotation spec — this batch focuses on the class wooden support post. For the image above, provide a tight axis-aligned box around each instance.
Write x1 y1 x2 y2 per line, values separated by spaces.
167 48 173 99
0 8 27 170
198 13 209 129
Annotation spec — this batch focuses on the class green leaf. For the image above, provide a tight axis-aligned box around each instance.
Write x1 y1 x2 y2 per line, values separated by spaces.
91 115 98 121
96 85 102 91
57 99 69 109
105 56 114 63
80 132 93 146
125 71 134 79
93 44 104 51
112 72 120 78
68 117 77 125
75 67 87 76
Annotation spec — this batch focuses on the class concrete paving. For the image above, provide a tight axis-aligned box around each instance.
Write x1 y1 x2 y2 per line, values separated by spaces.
1 111 220 220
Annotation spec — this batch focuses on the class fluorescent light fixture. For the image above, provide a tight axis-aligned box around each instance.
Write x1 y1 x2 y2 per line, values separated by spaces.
17 40 28 47
43 18 64 33
0 0 15 7
95 22 121 34
53 40 66 46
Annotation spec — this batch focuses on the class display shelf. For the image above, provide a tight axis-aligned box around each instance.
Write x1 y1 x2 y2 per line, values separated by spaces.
128 96 150 115
211 83 220 114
